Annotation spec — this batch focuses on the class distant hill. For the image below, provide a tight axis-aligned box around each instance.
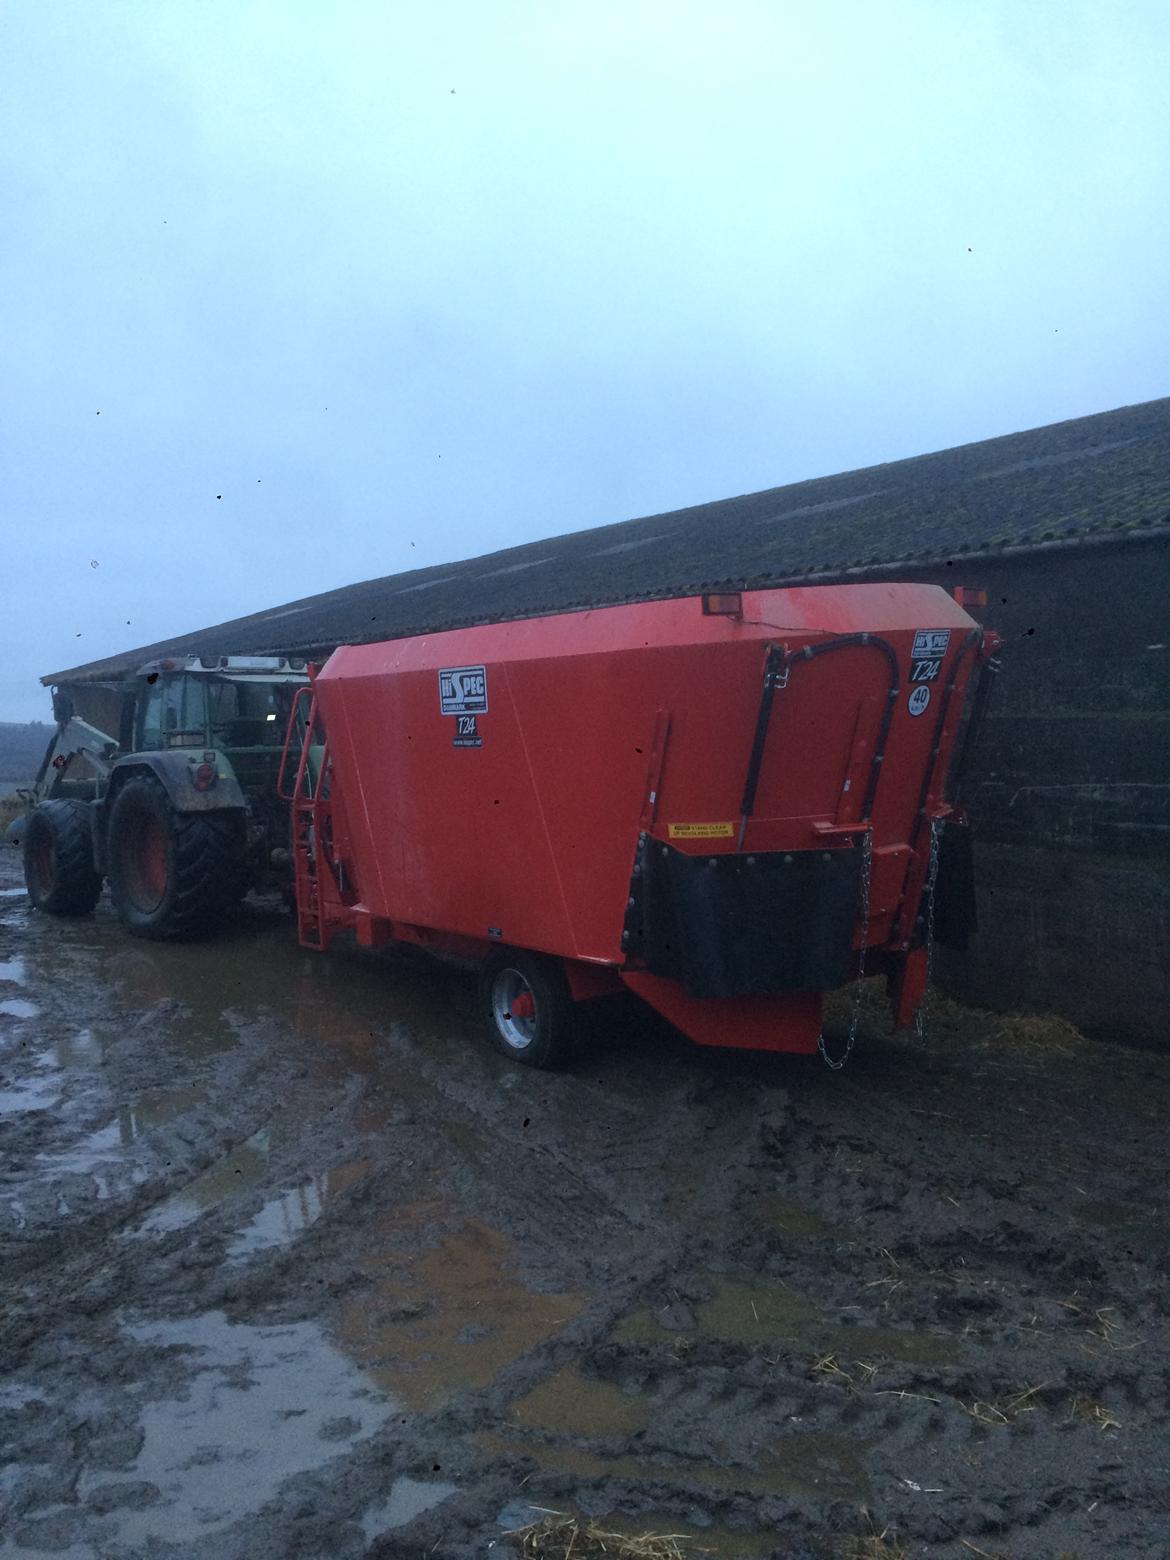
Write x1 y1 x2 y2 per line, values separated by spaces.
0 722 52 784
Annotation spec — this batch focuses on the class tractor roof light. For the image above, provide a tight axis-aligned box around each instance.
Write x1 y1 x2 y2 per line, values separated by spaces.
702 592 743 617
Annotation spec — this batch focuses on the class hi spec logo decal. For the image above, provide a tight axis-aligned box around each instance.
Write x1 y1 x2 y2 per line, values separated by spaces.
910 628 950 685
438 665 488 717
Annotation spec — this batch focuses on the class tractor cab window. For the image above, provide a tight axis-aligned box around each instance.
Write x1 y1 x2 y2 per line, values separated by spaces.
138 677 208 750
207 678 291 748
137 680 166 750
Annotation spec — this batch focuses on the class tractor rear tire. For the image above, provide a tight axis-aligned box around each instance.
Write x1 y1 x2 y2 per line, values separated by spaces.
23 800 103 916
479 950 576 1068
107 776 244 940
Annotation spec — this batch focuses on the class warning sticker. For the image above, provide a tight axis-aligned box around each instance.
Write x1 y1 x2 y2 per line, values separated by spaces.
912 629 951 660
668 822 735 839
439 665 488 716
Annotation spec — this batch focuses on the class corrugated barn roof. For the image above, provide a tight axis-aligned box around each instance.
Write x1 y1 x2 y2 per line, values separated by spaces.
47 394 1170 684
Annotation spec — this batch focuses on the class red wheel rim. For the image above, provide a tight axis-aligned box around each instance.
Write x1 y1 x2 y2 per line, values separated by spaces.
125 810 169 911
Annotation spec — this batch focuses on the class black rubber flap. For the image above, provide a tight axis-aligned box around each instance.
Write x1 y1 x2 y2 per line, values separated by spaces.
626 842 863 999
931 819 978 951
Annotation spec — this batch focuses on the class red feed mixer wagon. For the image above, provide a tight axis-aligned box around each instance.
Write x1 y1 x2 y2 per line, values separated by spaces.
279 582 998 1067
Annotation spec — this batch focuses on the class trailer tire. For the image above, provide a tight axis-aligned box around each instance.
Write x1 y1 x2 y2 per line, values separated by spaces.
23 800 102 916
480 951 575 1068
107 776 244 940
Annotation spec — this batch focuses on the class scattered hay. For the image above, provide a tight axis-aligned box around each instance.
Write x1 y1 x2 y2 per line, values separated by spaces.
811 1351 855 1387
810 1353 878 1392
989 1010 1086 1049
957 1541 1012 1560
506 1512 709 1559
822 979 893 1037
1087 1306 1138 1351
822 973 1090 1056
845 1525 911 1559
1067 1394 1123 1431
961 1381 1054 1426
822 978 1089 1053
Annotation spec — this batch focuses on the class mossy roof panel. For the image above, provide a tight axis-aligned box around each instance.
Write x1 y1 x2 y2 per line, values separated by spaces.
47 395 1170 684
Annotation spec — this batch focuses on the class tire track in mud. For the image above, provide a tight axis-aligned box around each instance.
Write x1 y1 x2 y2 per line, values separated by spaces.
5 853 1170 1557
707 1027 1170 1558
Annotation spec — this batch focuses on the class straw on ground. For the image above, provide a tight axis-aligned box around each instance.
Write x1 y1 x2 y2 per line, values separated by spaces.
506 1511 710 1559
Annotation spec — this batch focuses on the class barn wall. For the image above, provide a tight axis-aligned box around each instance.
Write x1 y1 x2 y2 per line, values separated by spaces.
901 539 1169 1043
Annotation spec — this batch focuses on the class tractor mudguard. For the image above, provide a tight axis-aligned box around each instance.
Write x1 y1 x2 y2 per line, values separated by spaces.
106 752 248 814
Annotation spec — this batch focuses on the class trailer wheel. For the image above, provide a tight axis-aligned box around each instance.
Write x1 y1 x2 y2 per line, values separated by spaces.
107 777 244 940
480 952 575 1068
22 800 102 916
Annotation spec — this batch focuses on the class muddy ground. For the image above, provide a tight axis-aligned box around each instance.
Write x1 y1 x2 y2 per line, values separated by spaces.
1 842 1168 1560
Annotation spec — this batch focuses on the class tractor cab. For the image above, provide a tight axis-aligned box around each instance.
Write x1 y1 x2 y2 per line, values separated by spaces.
132 656 309 792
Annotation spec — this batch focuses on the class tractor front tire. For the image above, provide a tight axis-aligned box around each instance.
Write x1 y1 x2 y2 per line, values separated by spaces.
107 777 244 940
480 950 576 1068
23 800 103 916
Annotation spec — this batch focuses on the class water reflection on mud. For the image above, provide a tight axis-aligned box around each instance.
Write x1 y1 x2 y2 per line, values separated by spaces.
339 1217 585 1410
132 1128 273 1235
510 1364 651 1438
0 1070 62 1116
0 997 40 1020
97 1311 395 1549
620 1276 958 1366
226 1159 373 1260
360 1476 460 1541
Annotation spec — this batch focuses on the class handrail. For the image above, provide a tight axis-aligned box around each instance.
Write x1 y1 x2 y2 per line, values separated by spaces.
737 633 901 849
277 685 314 801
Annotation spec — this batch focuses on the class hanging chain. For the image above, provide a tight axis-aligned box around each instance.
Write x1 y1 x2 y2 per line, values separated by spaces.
818 827 874 1071
915 815 943 1041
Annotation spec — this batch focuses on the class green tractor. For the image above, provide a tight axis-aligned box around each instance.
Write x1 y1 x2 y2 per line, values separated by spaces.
22 655 309 939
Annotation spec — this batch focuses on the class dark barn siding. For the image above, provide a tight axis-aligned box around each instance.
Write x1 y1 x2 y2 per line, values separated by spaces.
911 540 1169 1043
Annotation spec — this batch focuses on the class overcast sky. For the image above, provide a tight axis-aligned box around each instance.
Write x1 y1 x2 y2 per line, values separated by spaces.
2 1 1168 721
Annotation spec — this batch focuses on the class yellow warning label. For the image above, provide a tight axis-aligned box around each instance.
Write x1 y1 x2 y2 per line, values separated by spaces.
667 822 736 839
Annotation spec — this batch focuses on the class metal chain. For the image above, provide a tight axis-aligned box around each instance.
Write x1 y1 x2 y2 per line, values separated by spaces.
818 827 874 1071
915 816 943 1041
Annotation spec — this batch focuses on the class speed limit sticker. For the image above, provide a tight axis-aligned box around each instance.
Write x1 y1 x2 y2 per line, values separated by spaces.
908 685 931 717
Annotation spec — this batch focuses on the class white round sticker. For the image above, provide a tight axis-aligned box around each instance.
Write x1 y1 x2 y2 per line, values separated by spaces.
908 685 931 717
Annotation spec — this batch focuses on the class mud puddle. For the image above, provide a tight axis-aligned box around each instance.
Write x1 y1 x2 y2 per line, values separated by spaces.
4 846 1170 1558
510 1364 652 1438
0 1070 63 1117
339 1216 587 1410
131 1126 275 1235
226 1157 375 1260
361 1476 461 1541
33 1085 210 1200
619 1276 959 1366
72 1311 395 1553
0 996 40 1020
